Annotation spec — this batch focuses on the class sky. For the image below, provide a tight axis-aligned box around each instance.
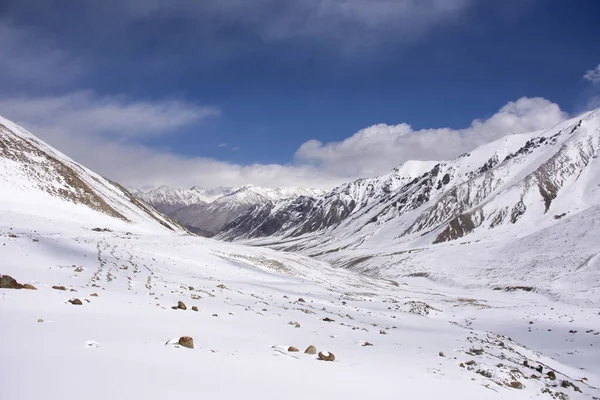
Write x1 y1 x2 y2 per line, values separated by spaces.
1 0 599 190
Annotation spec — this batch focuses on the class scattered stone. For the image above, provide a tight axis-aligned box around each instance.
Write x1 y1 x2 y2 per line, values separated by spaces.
379 330 387 335
465 360 476 366
547 371 557 380
37 319 44 323
177 301 187 310
509 381 523 389
52 285 67 291
192 306 199 312
212 314 218 317
171 306 178 310
297 298 305 303
439 351 445 357
69 298 83 305
90 293 98 297
561 380 582 392
362 341 373 347
216 284 226 289
318 351 335 362
288 321 301 328
477 369 493 378
178 336 194 349
288 346 299 352
467 348 484 356
323 317 334 322
305 345 317 354
74 267 84 272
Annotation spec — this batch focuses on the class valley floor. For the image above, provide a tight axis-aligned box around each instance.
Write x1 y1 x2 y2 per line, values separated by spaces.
1 219 599 399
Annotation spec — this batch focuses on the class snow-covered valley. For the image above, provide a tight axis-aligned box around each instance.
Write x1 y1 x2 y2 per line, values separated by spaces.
1 114 600 400
2 217 599 399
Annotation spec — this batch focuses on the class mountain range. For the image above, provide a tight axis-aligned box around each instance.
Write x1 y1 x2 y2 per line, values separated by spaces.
218 110 600 303
135 185 323 236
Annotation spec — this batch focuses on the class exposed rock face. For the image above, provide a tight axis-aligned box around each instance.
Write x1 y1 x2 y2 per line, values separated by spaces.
318 351 335 361
304 345 317 355
178 336 194 349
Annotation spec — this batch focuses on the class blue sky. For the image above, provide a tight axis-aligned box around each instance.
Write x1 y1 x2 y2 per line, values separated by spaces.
1 0 599 189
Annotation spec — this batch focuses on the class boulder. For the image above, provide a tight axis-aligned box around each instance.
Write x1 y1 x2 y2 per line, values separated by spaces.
52 285 67 291
1 275 22 289
509 381 523 389
178 336 194 349
547 371 557 380
0 274 35 289
379 329 387 335
318 351 335 362
177 301 187 310
90 293 99 297
304 345 317 354
288 346 299 352
69 298 83 305
191 306 199 312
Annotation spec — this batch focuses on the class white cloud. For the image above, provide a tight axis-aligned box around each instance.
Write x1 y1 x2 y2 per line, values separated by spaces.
0 93 567 191
217 143 228 148
295 97 567 178
0 91 219 140
584 63 600 83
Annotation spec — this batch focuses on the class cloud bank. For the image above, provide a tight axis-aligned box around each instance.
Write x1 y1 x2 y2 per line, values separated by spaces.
0 93 567 190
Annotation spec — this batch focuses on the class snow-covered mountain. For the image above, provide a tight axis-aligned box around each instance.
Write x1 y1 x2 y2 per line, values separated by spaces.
218 110 600 304
137 184 324 236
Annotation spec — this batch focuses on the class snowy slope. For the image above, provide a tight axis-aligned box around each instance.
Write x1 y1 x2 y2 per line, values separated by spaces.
0 116 185 234
1 114 599 400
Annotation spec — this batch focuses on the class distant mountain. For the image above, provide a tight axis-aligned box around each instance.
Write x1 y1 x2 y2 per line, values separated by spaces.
136 184 323 236
0 115 186 233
